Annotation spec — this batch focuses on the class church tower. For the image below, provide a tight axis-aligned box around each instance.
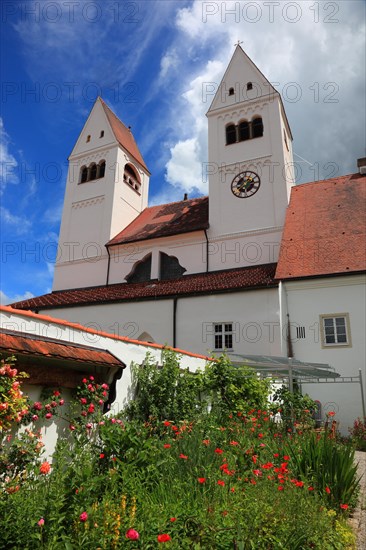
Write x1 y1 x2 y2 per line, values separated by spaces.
206 46 294 271
53 97 150 291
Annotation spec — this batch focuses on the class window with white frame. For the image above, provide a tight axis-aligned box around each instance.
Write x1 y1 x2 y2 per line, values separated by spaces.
214 323 233 351
320 314 351 347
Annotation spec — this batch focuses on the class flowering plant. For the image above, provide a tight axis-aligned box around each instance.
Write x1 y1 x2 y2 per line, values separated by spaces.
0 356 29 431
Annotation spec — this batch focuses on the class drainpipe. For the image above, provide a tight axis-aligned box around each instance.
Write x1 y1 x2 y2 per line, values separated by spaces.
173 297 178 348
106 246 111 285
204 229 209 273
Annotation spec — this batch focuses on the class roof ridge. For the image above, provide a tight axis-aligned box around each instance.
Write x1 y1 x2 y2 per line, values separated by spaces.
294 172 363 188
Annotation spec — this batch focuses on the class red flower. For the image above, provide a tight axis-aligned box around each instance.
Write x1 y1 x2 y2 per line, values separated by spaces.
53 390 60 397
308 486 314 491
99 453 105 459
230 440 239 446
217 480 225 486
283 455 290 461
45 412 52 419
170 517 177 522
33 402 43 411
295 480 304 488
80 398 87 405
230 487 235 492
214 448 223 454
126 528 140 540
202 439 210 446
327 411 336 417
59 399 65 406
89 376 94 381
69 424 76 431
88 403 95 413
39 461 51 475
277 485 284 491
163 444 171 449
325 486 331 494
163 421 171 426
80 512 88 522
179 454 188 460
157 533 171 542
340 504 349 510
198 477 206 484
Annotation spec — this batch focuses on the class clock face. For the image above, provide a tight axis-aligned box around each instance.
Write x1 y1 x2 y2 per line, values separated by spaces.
231 171 260 198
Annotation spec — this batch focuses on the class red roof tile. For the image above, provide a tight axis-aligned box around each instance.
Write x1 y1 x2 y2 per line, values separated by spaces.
0 329 124 368
11 264 277 310
276 173 366 280
108 196 209 245
100 98 149 173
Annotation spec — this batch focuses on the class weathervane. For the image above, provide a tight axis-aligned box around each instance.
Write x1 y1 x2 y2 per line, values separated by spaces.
234 40 243 47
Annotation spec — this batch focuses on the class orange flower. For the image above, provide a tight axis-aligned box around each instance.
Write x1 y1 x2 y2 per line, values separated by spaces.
39 461 51 475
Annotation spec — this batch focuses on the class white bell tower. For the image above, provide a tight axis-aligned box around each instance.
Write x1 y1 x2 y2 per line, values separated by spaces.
53 97 150 291
206 46 294 271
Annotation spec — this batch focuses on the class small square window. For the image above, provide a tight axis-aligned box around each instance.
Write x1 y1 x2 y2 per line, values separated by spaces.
320 314 351 348
214 323 233 351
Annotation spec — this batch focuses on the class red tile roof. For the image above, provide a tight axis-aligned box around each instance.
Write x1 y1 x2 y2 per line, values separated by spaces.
276 173 366 280
100 98 149 173
10 264 277 310
108 196 209 245
0 329 124 368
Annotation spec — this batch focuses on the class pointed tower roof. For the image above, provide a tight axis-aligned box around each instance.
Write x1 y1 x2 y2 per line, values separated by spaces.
207 45 292 138
99 97 149 173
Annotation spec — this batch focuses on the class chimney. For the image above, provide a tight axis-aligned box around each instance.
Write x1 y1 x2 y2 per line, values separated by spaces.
357 158 366 175
183 193 188 200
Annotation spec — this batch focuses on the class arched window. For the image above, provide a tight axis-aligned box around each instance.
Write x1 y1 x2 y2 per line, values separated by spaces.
228 87 234 96
160 252 186 280
247 82 253 90
252 117 264 138
226 124 236 145
89 163 97 181
86 135 91 143
126 254 152 283
98 160 106 179
100 130 104 138
238 121 250 142
123 163 141 193
80 166 88 183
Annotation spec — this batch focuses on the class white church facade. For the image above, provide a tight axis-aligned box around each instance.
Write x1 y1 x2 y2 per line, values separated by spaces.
9 46 366 433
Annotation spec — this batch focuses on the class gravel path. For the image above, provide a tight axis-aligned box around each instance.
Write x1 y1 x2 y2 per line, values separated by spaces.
350 451 366 549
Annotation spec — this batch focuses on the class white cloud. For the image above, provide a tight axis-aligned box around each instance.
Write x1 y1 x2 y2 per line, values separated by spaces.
159 48 179 79
43 203 63 224
166 138 203 193
0 290 34 306
0 206 32 235
0 118 18 193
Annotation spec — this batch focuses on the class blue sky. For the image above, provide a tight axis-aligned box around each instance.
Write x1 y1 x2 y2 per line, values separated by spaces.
1 0 365 304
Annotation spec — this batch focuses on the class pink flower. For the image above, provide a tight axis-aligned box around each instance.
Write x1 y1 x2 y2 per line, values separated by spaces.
80 398 87 405
37 518 45 527
59 399 65 406
32 415 39 421
82 378 87 384
89 376 94 381
33 402 42 411
86 423 92 430
69 424 76 431
101 383 109 390
79 512 88 522
45 412 52 419
126 528 140 540
88 404 95 413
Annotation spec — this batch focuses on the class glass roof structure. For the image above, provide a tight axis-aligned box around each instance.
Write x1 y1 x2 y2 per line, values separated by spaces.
228 354 340 380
